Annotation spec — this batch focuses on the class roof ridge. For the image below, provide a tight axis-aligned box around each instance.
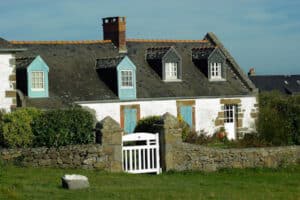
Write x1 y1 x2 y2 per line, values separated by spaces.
146 46 171 50
10 40 111 44
96 55 125 60
127 38 208 43
16 56 36 60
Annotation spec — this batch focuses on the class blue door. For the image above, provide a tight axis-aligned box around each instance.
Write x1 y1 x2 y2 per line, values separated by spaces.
180 106 192 127
124 108 137 133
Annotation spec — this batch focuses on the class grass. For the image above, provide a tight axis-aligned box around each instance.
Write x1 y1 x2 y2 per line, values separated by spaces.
0 165 300 200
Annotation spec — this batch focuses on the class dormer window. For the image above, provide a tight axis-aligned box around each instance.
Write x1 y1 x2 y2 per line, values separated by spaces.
210 62 222 80
146 46 182 82
165 62 178 80
192 47 227 81
16 56 49 98
121 70 133 88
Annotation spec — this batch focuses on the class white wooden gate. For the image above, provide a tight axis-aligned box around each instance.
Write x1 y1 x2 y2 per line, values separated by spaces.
122 133 161 174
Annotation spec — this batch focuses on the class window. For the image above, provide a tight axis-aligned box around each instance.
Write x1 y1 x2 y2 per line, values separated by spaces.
165 62 178 80
224 104 234 123
121 70 133 88
31 71 44 90
210 62 222 80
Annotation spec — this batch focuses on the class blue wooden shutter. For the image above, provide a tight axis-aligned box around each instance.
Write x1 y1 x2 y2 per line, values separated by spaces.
180 106 192 127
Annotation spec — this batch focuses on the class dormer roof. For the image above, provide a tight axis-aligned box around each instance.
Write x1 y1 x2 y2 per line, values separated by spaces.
96 56 125 69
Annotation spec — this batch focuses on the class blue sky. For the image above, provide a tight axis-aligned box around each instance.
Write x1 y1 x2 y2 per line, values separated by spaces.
1 0 299 74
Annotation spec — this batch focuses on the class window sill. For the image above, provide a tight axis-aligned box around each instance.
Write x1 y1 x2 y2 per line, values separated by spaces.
120 86 134 89
31 88 45 91
209 78 226 82
163 79 182 82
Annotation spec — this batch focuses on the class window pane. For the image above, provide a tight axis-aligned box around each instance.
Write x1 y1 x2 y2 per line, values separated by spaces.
31 71 44 89
121 70 133 87
210 63 222 79
166 62 177 80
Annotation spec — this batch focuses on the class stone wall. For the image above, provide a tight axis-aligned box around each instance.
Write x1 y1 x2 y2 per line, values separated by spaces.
172 144 300 172
0 113 299 172
0 144 107 169
0 116 123 172
161 113 300 172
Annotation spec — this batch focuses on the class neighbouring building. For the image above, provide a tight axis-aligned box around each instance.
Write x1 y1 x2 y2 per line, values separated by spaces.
248 68 300 95
1 16 258 139
0 38 25 112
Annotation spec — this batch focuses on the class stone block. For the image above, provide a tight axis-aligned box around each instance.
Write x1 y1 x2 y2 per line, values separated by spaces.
83 157 96 165
110 161 122 172
62 174 89 190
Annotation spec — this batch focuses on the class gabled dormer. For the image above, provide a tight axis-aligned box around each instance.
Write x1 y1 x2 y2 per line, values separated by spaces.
146 46 182 81
192 47 226 81
16 55 49 98
96 55 136 100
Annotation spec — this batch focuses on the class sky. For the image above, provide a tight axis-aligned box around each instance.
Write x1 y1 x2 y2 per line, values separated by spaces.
1 0 299 75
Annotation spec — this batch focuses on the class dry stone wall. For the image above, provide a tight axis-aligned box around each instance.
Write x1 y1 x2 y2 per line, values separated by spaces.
0 144 108 169
161 113 300 172
0 116 123 172
171 144 300 172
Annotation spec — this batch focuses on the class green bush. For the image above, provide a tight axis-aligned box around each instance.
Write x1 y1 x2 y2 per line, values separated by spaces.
0 108 41 148
258 92 300 146
134 116 162 133
32 107 94 147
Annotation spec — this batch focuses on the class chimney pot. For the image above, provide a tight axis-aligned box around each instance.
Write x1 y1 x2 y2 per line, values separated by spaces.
248 68 255 76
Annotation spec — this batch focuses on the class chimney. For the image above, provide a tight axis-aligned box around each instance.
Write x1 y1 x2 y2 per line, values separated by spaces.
248 68 255 76
102 16 127 53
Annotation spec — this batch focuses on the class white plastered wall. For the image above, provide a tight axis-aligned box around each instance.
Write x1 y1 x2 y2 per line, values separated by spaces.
0 53 14 112
80 96 257 136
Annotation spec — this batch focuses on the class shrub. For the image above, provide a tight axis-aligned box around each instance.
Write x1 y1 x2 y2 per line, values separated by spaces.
258 92 300 146
177 115 191 141
134 116 163 133
0 108 41 148
32 107 94 147
184 130 213 145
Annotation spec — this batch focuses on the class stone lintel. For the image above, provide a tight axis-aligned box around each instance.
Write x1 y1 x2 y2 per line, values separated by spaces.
220 98 241 105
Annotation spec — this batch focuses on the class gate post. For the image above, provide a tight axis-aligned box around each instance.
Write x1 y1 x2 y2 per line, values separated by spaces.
98 116 123 172
159 113 182 171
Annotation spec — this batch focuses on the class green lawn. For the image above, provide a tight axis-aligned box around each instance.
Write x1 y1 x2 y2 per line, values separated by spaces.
0 165 299 200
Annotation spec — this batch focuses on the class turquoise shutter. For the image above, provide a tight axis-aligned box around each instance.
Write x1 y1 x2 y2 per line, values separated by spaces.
124 108 137 133
180 106 192 127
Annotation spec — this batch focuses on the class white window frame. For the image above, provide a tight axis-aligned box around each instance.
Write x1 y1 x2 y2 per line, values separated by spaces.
210 62 222 80
165 62 178 80
121 70 134 88
31 71 45 91
224 104 234 123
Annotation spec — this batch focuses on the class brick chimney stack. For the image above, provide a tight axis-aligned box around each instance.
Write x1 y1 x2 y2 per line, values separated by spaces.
102 17 127 53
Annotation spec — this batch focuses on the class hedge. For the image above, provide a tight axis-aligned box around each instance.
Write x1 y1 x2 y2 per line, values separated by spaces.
0 107 95 148
258 92 300 145
32 107 94 147
0 108 41 148
134 116 162 133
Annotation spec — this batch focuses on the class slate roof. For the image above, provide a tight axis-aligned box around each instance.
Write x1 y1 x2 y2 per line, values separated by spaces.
146 47 171 60
0 37 26 51
192 46 215 59
16 57 35 69
96 56 125 69
12 35 256 108
249 75 300 95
